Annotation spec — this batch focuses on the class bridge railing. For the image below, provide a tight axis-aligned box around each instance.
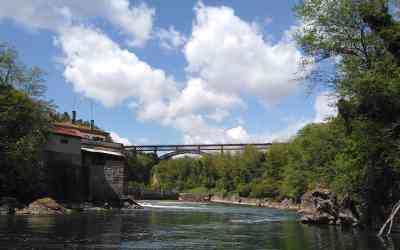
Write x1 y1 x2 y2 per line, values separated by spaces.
124 143 272 153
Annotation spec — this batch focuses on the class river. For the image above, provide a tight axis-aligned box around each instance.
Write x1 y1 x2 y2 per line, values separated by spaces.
0 200 398 249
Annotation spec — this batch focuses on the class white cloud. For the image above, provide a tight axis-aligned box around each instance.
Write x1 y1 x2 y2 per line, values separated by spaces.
56 25 178 121
56 25 243 130
1 1 320 145
184 3 310 105
157 26 187 51
226 126 250 141
260 92 339 142
166 78 244 122
314 92 338 123
175 115 253 144
263 120 311 142
0 0 154 46
110 131 131 145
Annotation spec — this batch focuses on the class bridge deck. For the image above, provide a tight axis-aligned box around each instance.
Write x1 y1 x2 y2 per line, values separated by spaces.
124 143 272 153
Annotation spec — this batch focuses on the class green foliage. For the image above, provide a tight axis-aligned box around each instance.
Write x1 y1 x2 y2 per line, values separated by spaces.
126 153 158 186
131 0 400 220
295 0 400 224
281 122 346 199
0 44 53 201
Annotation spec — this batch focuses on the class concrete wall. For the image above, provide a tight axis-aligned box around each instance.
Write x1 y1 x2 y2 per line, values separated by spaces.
80 132 107 142
43 134 83 201
83 152 125 202
44 133 126 203
45 134 81 156
43 151 83 201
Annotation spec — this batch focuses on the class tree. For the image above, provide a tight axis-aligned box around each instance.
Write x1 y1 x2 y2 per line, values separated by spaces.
0 44 52 201
126 152 158 187
295 0 400 224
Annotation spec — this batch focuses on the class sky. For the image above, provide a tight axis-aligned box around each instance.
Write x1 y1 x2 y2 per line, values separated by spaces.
0 0 338 145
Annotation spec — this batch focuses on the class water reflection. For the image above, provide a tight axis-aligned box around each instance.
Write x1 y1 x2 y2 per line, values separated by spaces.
0 201 398 249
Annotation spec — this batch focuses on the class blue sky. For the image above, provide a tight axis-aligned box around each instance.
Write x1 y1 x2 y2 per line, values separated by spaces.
0 0 337 145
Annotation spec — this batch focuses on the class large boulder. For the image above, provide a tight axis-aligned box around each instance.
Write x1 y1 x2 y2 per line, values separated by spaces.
0 197 22 215
179 193 211 202
16 197 71 215
299 189 339 225
338 194 360 226
299 189 359 226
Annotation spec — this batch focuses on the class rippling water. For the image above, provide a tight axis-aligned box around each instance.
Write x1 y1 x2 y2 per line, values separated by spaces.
0 200 398 249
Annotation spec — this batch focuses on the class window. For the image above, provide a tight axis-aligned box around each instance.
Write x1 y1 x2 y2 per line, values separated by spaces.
93 154 106 165
60 139 69 144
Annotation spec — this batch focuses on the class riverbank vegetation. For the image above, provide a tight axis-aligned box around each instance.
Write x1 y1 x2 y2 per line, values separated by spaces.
150 0 400 226
0 44 53 201
2 0 400 229
150 122 348 202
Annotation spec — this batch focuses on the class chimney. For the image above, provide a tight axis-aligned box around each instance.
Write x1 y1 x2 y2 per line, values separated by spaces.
72 110 76 124
90 120 94 130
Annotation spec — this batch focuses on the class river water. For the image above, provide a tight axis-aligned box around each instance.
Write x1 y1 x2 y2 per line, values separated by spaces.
0 200 398 249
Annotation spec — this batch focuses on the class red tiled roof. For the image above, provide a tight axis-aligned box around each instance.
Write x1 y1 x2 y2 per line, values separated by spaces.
54 122 109 136
53 126 82 138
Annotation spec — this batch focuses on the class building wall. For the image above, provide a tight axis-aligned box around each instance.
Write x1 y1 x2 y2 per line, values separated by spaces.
45 134 81 156
80 132 107 141
83 152 125 203
43 151 83 201
44 133 126 203
43 134 83 201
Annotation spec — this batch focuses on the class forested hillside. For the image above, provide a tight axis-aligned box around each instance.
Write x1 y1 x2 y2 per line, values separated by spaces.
143 0 400 226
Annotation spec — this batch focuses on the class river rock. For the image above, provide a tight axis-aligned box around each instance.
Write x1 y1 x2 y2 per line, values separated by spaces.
299 189 359 226
338 194 359 226
15 197 71 215
280 198 295 208
179 193 211 202
299 189 339 225
123 201 143 209
0 197 22 215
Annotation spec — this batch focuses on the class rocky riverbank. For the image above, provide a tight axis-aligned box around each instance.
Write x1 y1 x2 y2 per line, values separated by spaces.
0 196 143 216
209 195 300 211
299 189 360 226
178 193 300 211
179 189 360 227
15 198 72 215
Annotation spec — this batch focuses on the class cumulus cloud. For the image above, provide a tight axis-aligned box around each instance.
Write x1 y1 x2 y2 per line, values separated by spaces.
56 25 242 131
56 25 178 120
167 78 244 122
53 2 312 144
314 92 338 123
226 126 250 141
0 0 154 46
1 1 317 144
157 26 187 51
174 115 252 144
184 3 309 105
262 92 339 142
110 131 131 145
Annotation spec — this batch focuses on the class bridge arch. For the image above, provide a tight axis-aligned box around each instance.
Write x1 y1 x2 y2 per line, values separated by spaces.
124 143 272 160
158 150 208 160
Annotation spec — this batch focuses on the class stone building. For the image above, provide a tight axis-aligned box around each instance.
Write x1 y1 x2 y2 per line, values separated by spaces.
81 139 125 202
43 126 83 201
43 121 126 203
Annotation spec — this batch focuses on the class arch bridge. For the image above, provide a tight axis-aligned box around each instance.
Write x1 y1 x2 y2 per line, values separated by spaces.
124 143 272 160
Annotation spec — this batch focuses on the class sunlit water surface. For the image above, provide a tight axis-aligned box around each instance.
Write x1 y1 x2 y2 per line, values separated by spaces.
0 200 398 249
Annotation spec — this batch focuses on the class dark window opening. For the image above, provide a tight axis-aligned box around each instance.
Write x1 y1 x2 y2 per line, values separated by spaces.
60 139 69 144
93 154 106 165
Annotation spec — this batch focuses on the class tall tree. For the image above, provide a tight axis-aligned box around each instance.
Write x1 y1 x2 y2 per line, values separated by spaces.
295 0 400 224
0 44 52 201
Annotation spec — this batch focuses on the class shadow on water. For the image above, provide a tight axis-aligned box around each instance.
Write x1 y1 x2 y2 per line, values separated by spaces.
0 201 399 250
